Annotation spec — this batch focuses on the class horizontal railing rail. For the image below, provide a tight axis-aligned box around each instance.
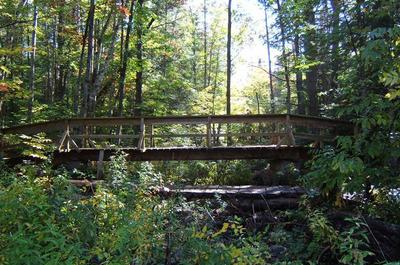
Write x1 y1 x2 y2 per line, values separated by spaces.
1 114 352 135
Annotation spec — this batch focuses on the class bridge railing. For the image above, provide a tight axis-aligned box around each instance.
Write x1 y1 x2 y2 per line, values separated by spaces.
0 114 353 152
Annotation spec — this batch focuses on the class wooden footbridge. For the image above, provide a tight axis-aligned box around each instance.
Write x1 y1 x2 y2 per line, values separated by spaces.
0 114 353 164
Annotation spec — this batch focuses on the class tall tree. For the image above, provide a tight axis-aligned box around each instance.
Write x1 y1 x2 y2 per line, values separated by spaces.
81 0 95 117
276 0 292 114
294 33 305 114
134 0 144 117
117 0 135 117
262 1 275 114
74 8 89 114
304 5 319 116
226 0 232 115
27 5 38 122
203 0 208 89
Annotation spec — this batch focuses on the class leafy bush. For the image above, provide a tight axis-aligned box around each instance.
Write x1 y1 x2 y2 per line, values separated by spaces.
0 155 271 264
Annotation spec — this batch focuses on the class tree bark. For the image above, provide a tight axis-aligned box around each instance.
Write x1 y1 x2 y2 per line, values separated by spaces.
304 8 319 116
81 0 95 117
203 0 208 89
91 16 118 113
263 2 275 114
89 9 114 114
191 11 198 89
329 0 340 94
27 5 38 122
226 0 232 115
134 0 144 117
276 0 291 114
294 34 306 115
55 5 66 102
117 0 135 117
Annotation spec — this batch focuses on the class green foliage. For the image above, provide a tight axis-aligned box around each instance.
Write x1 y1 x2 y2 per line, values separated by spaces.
2 133 54 161
0 159 272 265
107 150 129 188
338 218 374 265
304 92 400 208
0 176 84 264
301 203 374 265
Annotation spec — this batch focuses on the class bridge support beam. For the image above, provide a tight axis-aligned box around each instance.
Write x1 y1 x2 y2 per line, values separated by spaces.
53 146 311 165
96 150 104 178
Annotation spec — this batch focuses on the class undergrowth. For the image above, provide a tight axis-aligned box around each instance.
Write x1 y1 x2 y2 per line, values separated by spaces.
0 152 394 264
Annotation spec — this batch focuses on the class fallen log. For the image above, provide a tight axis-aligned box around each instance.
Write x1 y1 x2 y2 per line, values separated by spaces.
158 185 305 200
69 179 103 188
68 181 305 209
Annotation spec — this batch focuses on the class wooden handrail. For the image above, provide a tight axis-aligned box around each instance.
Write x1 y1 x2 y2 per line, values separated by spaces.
0 114 353 135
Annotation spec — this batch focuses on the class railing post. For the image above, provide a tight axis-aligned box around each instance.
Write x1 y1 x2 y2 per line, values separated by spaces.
0 132 4 158
206 116 212 148
97 150 104 178
58 121 69 151
83 124 89 148
319 129 324 148
286 115 296 146
118 125 123 145
137 118 145 151
149 124 154 148
66 121 70 151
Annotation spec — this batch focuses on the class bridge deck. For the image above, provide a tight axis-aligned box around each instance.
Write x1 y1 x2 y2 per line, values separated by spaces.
53 145 311 164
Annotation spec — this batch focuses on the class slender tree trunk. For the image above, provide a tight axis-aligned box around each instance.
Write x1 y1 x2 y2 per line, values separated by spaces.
191 12 198 89
203 0 207 89
294 34 305 115
330 0 340 93
45 22 53 103
117 0 135 117
75 12 89 115
304 8 319 116
226 0 232 115
134 0 144 117
91 17 118 113
212 51 220 116
89 10 113 114
263 3 275 114
81 0 95 117
51 19 58 103
226 0 232 145
56 5 66 102
276 0 291 114
27 5 38 122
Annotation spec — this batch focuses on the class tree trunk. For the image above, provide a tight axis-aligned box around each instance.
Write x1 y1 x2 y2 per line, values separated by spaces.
304 8 319 116
263 3 275 114
191 12 198 89
117 0 135 117
27 5 38 122
276 0 291 114
134 0 144 117
75 11 89 115
55 6 66 102
91 16 118 113
226 0 232 115
294 34 306 115
81 0 95 117
89 10 114 114
203 0 208 89
329 0 340 94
